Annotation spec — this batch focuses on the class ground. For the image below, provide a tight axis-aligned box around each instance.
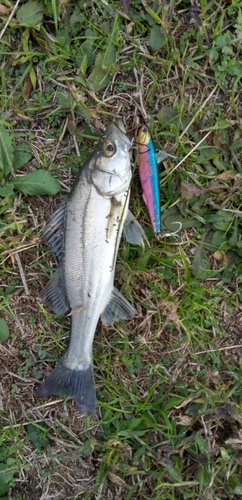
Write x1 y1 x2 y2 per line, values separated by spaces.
0 1 242 499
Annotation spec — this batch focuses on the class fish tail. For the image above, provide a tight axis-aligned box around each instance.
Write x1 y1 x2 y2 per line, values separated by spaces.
36 357 96 415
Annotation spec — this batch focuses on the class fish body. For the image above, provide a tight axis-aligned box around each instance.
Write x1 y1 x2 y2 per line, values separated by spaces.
136 126 161 234
37 121 137 415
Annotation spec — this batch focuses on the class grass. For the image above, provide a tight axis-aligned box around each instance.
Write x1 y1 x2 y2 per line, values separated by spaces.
0 0 242 498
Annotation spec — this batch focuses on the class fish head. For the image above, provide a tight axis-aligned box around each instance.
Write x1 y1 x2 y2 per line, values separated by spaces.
89 121 132 196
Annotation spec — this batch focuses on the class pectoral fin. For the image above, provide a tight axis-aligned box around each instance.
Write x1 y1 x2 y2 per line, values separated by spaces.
101 287 136 326
123 210 149 248
38 266 69 316
40 199 67 261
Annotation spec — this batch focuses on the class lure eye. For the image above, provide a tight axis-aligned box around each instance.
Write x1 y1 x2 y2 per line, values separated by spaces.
103 141 116 157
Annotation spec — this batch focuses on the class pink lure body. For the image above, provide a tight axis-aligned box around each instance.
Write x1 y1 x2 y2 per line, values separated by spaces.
136 126 161 234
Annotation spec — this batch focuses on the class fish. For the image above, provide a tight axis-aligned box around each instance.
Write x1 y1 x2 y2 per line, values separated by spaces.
36 120 147 415
136 125 161 234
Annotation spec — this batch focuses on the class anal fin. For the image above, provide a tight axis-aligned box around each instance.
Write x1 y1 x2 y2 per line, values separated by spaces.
101 287 136 326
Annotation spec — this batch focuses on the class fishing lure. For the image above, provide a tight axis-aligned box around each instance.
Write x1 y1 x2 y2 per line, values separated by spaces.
136 125 161 234
155 149 178 163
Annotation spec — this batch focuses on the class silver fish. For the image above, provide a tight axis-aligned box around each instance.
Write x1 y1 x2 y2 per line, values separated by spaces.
37 121 147 415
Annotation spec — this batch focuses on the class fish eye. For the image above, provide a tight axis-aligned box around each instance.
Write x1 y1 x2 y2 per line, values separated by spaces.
103 141 116 157
142 126 148 133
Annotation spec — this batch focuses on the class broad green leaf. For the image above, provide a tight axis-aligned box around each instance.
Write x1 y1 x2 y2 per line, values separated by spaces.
32 368 43 380
69 3 91 26
162 209 202 231
167 464 183 483
13 143 32 171
133 446 146 463
76 98 93 123
220 447 230 460
145 7 161 24
209 48 219 61
192 245 210 278
0 125 14 177
231 139 242 150
0 198 14 215
56 36 65 48
74 74 86 86
125 418 143 431
21 27 30 52
149 24 166 51
0 481 10 496
27 424 49 449
221 261 236 283
80 53 88 74
158 106 179 127
213 211 234 231
58 92 72 110
29 65 37 90
0 184 14 197
0 319 9 341
88 51 112 91
229 218 238 247
104 43 117 67
197 146 218 163
234 485 242 494
12 171 61 196
0 463 15 483
88 44 117 91
80 441 94 456
195 433 208 454
0 447 9 462
76 29 97 72
16 0 45 25
211 231 227 248
163 396 184 411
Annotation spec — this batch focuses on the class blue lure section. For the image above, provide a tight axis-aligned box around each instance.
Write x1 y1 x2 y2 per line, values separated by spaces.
146 137 161 234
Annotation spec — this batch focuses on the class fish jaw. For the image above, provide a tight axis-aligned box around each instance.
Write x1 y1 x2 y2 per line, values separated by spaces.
137 126 161 234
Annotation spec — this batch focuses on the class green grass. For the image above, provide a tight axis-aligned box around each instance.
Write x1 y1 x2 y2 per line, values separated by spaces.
0 0 242 498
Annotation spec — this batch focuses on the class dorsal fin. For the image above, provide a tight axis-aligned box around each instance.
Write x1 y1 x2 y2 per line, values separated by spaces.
40 200 67 261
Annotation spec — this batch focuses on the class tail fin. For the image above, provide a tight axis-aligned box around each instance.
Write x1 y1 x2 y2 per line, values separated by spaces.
36 357 96 415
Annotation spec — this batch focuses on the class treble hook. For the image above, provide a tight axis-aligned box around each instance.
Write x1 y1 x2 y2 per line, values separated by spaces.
157 221 183 244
